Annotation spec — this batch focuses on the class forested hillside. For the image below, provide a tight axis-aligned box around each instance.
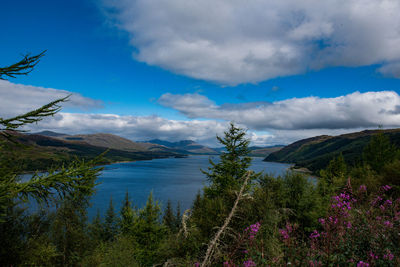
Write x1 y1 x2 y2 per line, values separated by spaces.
265 129 400 172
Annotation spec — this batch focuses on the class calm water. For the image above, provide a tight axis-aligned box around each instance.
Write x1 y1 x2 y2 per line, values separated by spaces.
88 155 291 217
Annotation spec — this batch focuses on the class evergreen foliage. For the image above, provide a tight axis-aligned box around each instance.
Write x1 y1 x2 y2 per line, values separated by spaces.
163 199 176 232
363 132 398 172
104 197 118 242
120 191 136 235
203 122 252 198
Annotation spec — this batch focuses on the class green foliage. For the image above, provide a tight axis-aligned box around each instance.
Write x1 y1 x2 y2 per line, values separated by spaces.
130 192 167 265
104 197 119 242
203 122 252 198
363 132 398 173
120 191 136 235
0 51 45 80
163 199 177 232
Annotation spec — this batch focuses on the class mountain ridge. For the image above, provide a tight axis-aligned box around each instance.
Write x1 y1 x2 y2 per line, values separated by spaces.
264 128 400 172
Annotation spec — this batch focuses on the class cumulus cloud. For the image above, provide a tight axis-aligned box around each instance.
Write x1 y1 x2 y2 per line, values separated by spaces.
159 91 400 130
102 0 400 85
378 62 400 78
0 80 103 118
24 112 228 146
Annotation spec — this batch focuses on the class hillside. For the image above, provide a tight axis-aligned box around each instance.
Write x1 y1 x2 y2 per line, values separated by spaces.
248 145 284 157
2 131 180 171
35 131 168 152
147 139 219 154
264 129 400 172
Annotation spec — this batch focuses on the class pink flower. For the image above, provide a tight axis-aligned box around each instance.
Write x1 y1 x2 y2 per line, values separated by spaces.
243 260 256 267
382 185 392 191
384 220 393 228
384 251 394 261
310 230 320 239
357 261 369 267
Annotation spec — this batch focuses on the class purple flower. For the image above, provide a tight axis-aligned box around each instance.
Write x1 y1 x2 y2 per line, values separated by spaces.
279 229 289 240
243 260 256 267
385 199 393 206
357 261 369 267
384 220 393 228
382 185 392 191
194 263 200 267
383 252 394 261
310 230 320 239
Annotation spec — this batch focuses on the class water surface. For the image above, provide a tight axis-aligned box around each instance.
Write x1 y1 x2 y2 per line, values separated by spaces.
89 155 291 217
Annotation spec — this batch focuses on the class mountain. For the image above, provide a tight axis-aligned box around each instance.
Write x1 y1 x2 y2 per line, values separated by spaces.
248 145 284 157
264 129 400 172
146 139 219 154
5 131 181 171
34 131 168 152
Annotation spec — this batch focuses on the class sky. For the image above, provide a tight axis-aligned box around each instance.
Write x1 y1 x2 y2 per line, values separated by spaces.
2 0 400 146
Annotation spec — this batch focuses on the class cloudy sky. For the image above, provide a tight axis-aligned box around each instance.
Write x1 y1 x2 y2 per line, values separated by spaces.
2 0 400 146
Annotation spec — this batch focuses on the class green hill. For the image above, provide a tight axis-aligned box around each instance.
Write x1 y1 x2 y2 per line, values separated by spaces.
264 129 400 172
1 131 181 171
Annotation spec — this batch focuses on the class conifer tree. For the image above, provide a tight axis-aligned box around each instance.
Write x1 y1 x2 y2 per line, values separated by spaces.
88 209 104 243
203 122 252 198
133 192 166 265
363 132 397 173
120 191 135 234
0 52 101 265
175 201 182 229
104 197 118 241
163 199 176 232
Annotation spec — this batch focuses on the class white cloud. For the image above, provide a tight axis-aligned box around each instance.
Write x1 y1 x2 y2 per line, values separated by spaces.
0 80 103 118
378 61 400 78
159 91 400 130
102 0 400 85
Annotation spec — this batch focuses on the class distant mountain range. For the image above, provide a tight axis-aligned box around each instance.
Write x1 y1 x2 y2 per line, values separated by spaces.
1 129 286 171
1 131 181 171
264 129 400 172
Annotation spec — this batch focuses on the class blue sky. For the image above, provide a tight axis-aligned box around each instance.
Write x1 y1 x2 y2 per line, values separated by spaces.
2 0 400 146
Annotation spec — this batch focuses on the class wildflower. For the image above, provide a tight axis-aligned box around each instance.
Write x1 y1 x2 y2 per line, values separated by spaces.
318 218 325 225
246 222 261 240
194 263 200 267
310 230 320 239
383 220 393 228
357 261 369 267
383 252 394 260
243 259 256 267
385 199 392 206
346 221 352 229
369 251 378 260
382 185 392 191
279 229 289 240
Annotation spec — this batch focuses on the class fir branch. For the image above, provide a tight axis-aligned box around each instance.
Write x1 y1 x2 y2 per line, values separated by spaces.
0 51 46 80
0 96 69 131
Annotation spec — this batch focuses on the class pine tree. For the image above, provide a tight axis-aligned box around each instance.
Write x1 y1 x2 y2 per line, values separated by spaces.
203 122 252 198
103 197 118 242
88 209 104 243
175 201 182 229
163 199 176 232
132 192 166 265
363 132 397 173
120 191 135 234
